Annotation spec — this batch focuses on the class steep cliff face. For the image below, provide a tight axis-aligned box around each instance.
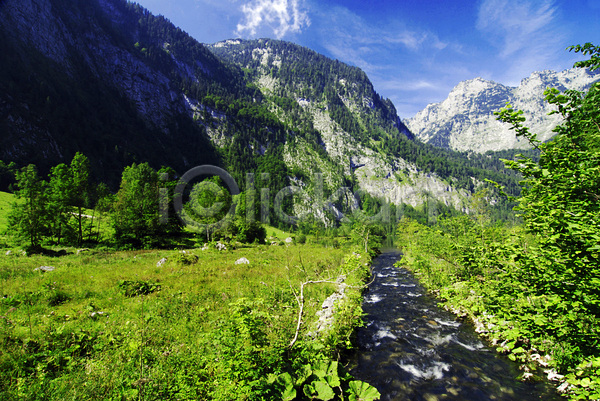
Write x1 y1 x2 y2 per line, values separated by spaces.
405 69 600 153
1 0 241 131
0 0 234 182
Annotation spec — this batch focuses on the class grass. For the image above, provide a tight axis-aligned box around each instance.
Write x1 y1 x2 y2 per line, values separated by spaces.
0 242 373 400
0 191 16 232
265 226 296 242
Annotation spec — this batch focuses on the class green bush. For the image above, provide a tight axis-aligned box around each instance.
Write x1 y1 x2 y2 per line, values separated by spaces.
47 290 71 306
117 280 161 297
171 251 199 265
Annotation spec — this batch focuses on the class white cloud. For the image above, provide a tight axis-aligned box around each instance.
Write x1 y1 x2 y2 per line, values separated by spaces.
235 0 310 38
382 31 426 49
476 0 565 84
477 0 559 57
315 6 451 76
378 79 437 91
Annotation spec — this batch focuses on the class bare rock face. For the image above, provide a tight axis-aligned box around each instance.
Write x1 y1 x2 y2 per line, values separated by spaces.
0 0 183 132
405 69 600 153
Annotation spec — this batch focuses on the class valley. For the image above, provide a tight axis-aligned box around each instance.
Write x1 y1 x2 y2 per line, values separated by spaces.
0 0 599 399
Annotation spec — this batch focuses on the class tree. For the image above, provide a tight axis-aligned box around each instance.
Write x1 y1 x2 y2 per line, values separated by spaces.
232 191 266 244
47 152 90 245
47 163 74 245
70 152 90 245
494 43 600 356
7 164 48 248
495 44 600 262
184 176 235 241
157 166 184 237
112 162 180 248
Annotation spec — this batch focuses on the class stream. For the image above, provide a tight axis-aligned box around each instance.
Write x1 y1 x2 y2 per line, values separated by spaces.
346 249 561 400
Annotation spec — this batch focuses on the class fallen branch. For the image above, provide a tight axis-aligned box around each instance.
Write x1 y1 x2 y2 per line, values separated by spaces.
289 278 337 348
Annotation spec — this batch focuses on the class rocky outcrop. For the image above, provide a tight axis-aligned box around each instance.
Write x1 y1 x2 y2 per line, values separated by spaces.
282 98 469 219
405 69 600 153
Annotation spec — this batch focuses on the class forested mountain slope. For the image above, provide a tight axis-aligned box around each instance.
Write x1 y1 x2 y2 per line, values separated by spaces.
0 0 526 220
0 0 243 185
207 39 530 212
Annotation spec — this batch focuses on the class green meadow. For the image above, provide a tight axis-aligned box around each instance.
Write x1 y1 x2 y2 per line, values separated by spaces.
0 241 376 400
0 191 16 232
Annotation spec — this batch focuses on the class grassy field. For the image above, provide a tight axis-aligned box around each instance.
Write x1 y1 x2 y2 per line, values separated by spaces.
0 242 374 400
0 191 15 232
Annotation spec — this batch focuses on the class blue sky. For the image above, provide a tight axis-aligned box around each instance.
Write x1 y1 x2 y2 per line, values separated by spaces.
134 0 600 118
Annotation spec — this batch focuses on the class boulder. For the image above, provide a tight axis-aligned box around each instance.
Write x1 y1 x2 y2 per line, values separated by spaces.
34 265 55 272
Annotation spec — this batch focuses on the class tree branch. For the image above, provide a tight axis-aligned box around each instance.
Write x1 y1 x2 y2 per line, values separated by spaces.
288 278 337 348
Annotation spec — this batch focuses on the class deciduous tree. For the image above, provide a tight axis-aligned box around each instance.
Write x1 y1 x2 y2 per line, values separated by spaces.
8 164 48 248
112 162 181 248
494 42 600 357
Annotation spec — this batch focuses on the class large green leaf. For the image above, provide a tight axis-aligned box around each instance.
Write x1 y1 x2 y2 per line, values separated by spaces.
313 360 341 387
280 372 297 401
313 381 335 400
296 364 313 386
348 380 381 401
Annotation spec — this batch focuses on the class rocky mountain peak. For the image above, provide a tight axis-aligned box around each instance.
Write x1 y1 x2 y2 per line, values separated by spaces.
405 68 600 153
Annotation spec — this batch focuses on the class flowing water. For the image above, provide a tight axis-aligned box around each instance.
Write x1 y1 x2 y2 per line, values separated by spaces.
346 249 560 401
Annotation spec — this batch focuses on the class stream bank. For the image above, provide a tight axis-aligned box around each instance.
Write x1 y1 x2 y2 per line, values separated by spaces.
346 250 560 400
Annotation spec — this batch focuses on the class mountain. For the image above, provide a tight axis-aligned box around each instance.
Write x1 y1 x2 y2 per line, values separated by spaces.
405 69 600 153
0 0 255 185
0 0 526 222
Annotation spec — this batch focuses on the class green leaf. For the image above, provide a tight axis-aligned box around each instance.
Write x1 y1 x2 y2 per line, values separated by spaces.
269 372 296 400
512 347 525 354
313 381 335 400
348 380 381 401
296 364 312 386
313 360 341 387
303 383 316 398
282 384 297 401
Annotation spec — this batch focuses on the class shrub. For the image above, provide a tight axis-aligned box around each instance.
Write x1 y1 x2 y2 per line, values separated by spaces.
117 280 161 297
172 251 199 265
